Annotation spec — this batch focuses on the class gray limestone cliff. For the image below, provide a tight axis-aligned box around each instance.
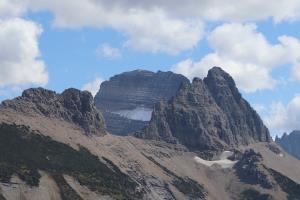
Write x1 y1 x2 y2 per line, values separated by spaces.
94 70 189 135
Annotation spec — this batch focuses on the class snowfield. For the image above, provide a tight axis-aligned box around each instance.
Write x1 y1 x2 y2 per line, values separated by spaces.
194 151 238 169
112 107 153 121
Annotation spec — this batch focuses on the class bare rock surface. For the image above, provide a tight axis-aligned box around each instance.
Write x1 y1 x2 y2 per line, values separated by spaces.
0 68 299 200
135 67 271 157
0 104 299 199
1 87 106 136
276 131 300 160
94 70 189 135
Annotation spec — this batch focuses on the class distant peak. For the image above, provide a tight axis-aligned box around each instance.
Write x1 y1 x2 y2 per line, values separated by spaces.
207 67 232 79
21 87 57 100
122 69 154 75
2 87 106 136
205 66 237 89
290 130 300 136
62 88 93 99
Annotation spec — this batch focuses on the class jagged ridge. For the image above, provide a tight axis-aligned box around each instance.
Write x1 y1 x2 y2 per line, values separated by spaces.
276 131 300 160
1 88 106 136
135 67 271 156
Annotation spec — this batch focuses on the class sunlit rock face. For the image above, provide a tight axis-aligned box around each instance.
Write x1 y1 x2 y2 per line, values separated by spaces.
94 69 189 135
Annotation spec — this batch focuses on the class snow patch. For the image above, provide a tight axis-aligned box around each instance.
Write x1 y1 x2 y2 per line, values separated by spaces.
279 153 284 157
112 107 152 121
194 151 238 169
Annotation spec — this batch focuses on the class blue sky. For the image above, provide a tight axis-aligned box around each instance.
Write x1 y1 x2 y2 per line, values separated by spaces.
1 1 300 136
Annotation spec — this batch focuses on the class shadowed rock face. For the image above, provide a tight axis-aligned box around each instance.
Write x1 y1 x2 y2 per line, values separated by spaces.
204 67 271 144
94 70 189 135
135 67 271 155
276 131 300 160
1 88 106 136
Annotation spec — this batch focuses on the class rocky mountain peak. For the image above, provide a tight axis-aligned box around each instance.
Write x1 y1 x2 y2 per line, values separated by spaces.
61 88 94 112
204 66 241 101
94 69 189 135
276 131 300 160
1 88 106 136
135 67 271 157
21 87 58 101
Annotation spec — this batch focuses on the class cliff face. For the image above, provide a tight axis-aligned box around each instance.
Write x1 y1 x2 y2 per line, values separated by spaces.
276 131 300 160
1 88 106 136
94 70 189 135
135 67 271 155
203 67 271 144
0 68 300 200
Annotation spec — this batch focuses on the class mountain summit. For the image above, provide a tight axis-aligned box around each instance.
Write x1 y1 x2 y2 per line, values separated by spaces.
94 70 189 135
276 131 300 160
0 67 299 200
1 87 106 136
135 67 271 157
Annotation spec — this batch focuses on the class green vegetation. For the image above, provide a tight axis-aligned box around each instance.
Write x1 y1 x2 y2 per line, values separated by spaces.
240 189 273 200
269 168 300 200
0 123 142 200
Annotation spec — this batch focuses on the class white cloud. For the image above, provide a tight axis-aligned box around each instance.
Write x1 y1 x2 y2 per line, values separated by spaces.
2 1 300 54
3 1 300 54
0 18 48 87
291 63 300 81
264 95 300 136
196 0 300 22
0 0 28 18
96 43 121 59
173 23 300 92
28 0 300 23
82 77 103 96
27 0 204 54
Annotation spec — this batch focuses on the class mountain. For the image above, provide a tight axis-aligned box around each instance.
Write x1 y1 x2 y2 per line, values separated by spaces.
94 70 189 135
135 67 271 158
276 131 300 160
0 67 300 200
1 87 107 136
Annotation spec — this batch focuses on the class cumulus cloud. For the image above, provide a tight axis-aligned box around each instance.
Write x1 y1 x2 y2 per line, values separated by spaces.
27 0 204 54
82 77 103 96
0 18 48 87
28 0 300 23
98 0 300 22
264 95 300 136
291 63 300 81
3 1 300 54
0 0 28 18
173 23 300 92
96 43 121 59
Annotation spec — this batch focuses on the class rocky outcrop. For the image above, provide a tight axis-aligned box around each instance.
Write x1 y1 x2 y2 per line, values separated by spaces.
203 67 271 144
1 88 106 136
234 149 276 189
135 67 271 155
276 131 300 160
95 70 189 135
